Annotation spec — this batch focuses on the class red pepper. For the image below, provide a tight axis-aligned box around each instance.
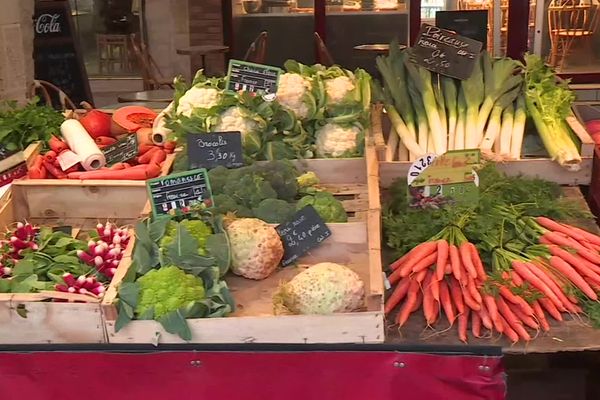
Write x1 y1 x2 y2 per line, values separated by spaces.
43 161 67 179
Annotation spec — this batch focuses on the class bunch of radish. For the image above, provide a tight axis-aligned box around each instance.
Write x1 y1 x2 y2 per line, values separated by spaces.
55 273 105 298
0 222 40 278
77 222 130 279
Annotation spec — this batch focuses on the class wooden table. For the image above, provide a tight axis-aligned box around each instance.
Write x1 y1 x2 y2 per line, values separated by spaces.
176 45 229 76
99 102 169 113
353 44 407 54
117 89 173 103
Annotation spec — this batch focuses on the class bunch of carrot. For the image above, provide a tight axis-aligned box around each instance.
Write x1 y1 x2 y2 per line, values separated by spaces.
27 135 176 180
384 215 600 345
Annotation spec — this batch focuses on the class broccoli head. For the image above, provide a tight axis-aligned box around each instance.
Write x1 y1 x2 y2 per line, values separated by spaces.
207 166 231 194
223 173 277 209
296 191 348 223
159 219 213 255
255 161 299 201
213 194 254 217
135 266 205 319
253 198 296 223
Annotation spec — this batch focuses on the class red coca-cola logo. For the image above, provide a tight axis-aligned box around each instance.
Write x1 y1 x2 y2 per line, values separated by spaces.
35 13 62 34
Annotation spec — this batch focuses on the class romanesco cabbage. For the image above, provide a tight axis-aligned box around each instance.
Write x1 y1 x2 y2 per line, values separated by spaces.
135 266 205 319
160 220 212 255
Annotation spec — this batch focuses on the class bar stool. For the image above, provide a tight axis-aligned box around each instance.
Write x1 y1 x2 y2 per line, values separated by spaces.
97 34 131 74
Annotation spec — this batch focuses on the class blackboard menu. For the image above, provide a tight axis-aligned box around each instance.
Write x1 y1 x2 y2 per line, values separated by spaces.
33 1 92 106
276 206 332 267
102 135 138 166
412 24 483 80
186 132 244 170
436 10 489 49
147 169 213 216
226 60 281 95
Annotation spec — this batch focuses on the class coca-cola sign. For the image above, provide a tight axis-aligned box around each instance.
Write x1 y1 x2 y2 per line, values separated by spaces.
35 13 62 35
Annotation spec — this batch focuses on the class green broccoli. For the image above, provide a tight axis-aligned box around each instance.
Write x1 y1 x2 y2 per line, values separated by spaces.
223 173 277 209
296 191 348 223
207 166 232 194
253 198 296 223
255 161 299 201
159 219 213 255
135 266 205 319
212 194 254 217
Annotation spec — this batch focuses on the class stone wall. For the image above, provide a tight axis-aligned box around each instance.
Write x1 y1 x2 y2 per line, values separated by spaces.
0 0 34 103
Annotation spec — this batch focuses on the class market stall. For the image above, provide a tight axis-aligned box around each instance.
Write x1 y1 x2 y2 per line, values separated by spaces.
3 24 600 398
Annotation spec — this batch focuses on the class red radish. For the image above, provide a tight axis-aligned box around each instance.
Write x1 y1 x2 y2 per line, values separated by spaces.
79 108 112 139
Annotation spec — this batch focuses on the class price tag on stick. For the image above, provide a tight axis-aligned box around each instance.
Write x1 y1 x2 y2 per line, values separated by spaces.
276 205 332 267
186 132 244 170
147 169 213 216
412 23 483 80
102 135 138 166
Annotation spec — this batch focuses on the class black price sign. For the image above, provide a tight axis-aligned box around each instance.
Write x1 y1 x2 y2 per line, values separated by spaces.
102 135 138 166
276 205 332 267
412 24 483 80
186 132 244 170
226 59 281 96
147 169 213 216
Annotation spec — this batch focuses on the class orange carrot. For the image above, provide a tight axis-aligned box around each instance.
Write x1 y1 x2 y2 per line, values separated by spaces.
499 286 535 316
444 263 452 275
411 290 423 313
449 278 465 314
384 278 411 315
95 136 117 146
48 135 69 153
43 161 66 179
411 251 439 273
109 163 128 170
477 300 494 330
414 268 429 283
393 242 437 280
543 232 600 264
498 315 519 343
145 162 162 178
44 150 57 163
532 301 550 332
138 144 155 156
471 311 482 338
458 308 469 343
538 298 563 321
439 280 456 325
563 223 600 246
549 256 597 300
397 280 420 327
28 166 45 179
150 149 166 165
527 262 574 313
430 273 440 301
164 141 177 152
469 243 487 281
436 239 449 281
389 253 410 271
461 284 481 311
497 297 531 341
137 147 160 164
467 277 483 304
449 244 462 282
483 295 501 327
536 216 587 242
510 270 524 286
512 261 564 311
549 245 600 276
459 242 478 279
423 273 436 325
511 303 539 330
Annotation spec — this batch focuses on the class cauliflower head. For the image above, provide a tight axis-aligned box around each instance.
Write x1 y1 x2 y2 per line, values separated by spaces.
226 218 284 280
135 266 205 319
160 220 212 255
296 191 347 223
276 73 315 120
212 106 258 137
274 262 365 315
315 123 362 158
176 86 221 117
325 75 356 105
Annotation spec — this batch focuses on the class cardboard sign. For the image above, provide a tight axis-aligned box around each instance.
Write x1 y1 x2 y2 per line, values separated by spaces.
226 59 281 95
435 10 489 48
276 205 332 267
187 132 244 170
412 24 483 80
102 135 138 166
408 149 481 209
147 169 213 216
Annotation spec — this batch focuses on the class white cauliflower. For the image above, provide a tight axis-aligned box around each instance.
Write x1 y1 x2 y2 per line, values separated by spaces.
213 106 258 137
274 262 365 315
325 76 355 105
315 123 361 158
276 73 313 120
176 86 221 117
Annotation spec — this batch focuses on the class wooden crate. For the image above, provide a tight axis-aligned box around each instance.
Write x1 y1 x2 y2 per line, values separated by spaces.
373 105 595 186
0 180 148 344
101 136 385 344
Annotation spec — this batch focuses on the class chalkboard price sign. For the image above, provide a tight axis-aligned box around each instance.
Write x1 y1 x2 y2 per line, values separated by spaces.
226 59 281 95
276 205 332 267
147 169 213 216
412 24 483 80
102 135 138 166
187 132 244 170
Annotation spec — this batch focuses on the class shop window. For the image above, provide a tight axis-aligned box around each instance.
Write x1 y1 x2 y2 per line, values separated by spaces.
535 0 600 74
69 0 142 77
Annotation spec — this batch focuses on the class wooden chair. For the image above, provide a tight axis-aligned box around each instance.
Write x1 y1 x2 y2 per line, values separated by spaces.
548 0 600 70
129 34 174 90
30 80 77 111
97 34 131 74
243 31 268 64
314 32 335 67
